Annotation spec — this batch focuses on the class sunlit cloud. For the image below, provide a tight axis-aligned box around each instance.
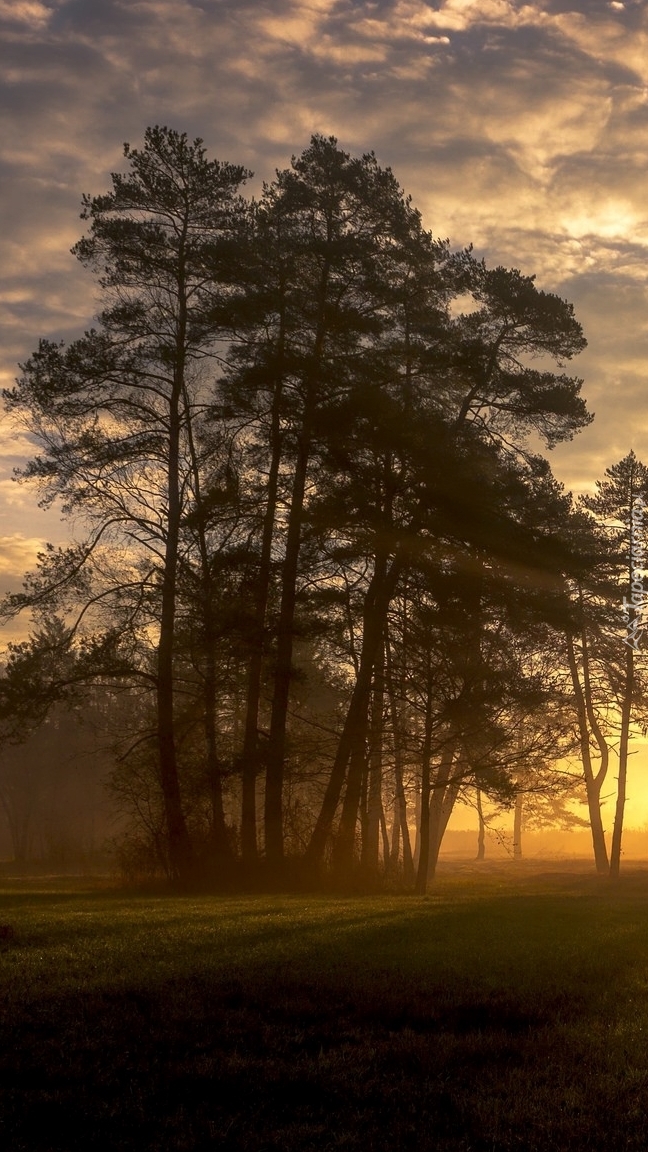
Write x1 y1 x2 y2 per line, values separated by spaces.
0 533 46 576
0 532 52 639
560 202 643 242
554 9 648 84
1 0 648 595
418 0 538 32
0 1 51 28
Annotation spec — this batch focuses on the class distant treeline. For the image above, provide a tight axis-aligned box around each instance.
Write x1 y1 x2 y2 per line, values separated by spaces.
0 126 645 887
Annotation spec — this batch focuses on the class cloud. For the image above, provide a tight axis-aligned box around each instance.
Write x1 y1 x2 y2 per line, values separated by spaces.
0 1 51 29
0 0 648 586
0 533 47 577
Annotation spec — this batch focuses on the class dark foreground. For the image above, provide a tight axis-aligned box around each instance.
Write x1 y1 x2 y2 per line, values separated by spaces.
2 864 648 1150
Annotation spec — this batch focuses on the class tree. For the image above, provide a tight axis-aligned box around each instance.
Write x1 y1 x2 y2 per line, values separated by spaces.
0 618 109 867
511 778 590 860
579 452 648 878
224 135 450 867
303 250 590 876
1 126 594 889
3 127 251 881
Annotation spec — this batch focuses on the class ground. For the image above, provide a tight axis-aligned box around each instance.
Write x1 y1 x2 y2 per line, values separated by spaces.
2 862 648 1150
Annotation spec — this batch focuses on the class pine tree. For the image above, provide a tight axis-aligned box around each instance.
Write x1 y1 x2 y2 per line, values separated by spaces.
4 127 251 881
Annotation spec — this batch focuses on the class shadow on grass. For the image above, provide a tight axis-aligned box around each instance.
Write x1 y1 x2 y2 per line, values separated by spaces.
3 881 648 1149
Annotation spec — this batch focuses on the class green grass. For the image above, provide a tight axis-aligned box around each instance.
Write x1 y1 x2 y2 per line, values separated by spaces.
3 868 648 1149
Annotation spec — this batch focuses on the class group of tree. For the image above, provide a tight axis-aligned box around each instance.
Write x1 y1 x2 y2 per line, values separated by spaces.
0 126 646 887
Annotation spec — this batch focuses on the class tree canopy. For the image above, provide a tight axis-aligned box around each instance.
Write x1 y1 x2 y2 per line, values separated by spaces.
4 127 642 886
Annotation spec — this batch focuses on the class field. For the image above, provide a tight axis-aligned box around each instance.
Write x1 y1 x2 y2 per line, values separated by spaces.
3 866 648 1150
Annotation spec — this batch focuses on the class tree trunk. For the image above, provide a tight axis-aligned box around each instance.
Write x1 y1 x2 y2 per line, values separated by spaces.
362 645 384 871
476 789 485 862
182 382 230 864
426 741 457 882
333 556 388 871
397 764 414 883
0 789 31 870
359 761 369 865
157 296 193 883
202 640 229 859
414 658 434 894
384 636 413 884
611 643 633 879
430 770 462 875
379 801 390 870
413 782 421 870
333 741 370 874
264 256 331 869
389 795 400 873
566 631 609 874
335 739 372 867
513 793 523 860
306 555 403 870
240 314 286 865
610 492 641 881
264 389 317 867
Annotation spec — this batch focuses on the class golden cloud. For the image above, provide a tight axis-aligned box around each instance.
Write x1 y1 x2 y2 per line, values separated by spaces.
0 533 46 576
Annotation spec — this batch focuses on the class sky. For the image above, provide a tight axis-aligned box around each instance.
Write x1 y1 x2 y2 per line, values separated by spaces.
2 0 648 824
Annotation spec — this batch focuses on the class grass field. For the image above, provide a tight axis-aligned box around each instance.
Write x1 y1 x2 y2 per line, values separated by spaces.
3 866 648 1150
